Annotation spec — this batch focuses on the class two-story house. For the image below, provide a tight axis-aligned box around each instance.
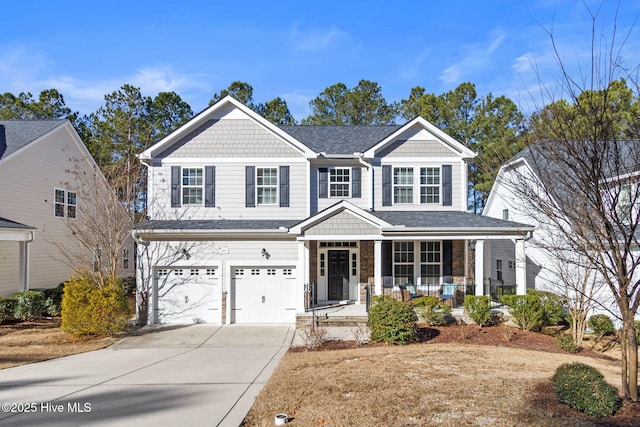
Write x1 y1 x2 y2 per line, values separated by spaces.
0 120 134 296
134 96 533 325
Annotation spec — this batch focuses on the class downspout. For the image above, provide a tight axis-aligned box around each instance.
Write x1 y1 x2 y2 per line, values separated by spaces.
357 154 374 211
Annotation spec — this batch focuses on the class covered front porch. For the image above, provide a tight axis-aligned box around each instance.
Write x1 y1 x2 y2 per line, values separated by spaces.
291 201 535 311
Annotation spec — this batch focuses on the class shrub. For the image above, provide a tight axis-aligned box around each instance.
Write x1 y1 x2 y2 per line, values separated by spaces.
527 289 566 325
552 362 621 418
43 284 65 312
368 295 417 345
463 296 492 327
0 297 16 323
555 333 579 353
12 290 47 321
61 272 131 337
412 296 451 326
588 314 614 338
500 294 545 332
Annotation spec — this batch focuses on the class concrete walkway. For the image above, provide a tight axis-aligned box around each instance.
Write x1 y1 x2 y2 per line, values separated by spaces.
0 324 295 427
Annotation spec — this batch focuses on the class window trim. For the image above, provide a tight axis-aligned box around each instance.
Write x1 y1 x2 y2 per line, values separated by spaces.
54 187 77 219
420 167 441 204
420 241 441 286
181 167 204 206
256 167 278 206
393 167 414 204
329 167 351 198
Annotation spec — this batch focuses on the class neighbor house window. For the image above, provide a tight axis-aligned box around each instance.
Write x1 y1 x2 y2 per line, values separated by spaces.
54 188 77 218
393 167 414 204
257 167 278 205
394 241 414 285
182 168 203 205
617 184 633 223
496 259 503 282
503 209 509 220
420 241 441 286
329 168 350 197
420 167 440 204
122 248 129 270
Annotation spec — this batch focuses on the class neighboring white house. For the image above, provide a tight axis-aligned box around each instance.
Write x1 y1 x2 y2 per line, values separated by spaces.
483 143 638 322
0 120 134 296
134 96 533 325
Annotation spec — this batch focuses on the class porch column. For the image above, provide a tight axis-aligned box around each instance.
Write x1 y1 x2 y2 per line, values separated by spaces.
515 238 527 295
374 240 382 295
474 240 485 296
297 240 309 312
18 240 30 291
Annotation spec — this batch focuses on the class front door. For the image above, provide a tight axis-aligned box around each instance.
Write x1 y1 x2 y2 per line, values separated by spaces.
328 250 349 300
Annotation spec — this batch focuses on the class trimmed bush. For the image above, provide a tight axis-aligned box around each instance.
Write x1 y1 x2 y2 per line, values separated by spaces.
412 296 451 326
0 297 16 323
463 296 492 327
552 362 621 418
527 289 566 325
368 295 417 345
588 314 614 338
61 272 131 337
555 333 579 353
13 290 47 321
43 284 65 314
500 294 545 332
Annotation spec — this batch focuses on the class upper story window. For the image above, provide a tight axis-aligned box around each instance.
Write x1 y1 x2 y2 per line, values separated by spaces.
182 168 203 205
54 188 76 218
257 167 278 205
420 167 440 204
330 168 350 197
393 167 414 204
383 165 451 207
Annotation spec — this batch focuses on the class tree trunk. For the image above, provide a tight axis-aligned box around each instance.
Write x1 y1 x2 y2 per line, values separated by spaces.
136 290 149 326
624 321 638 401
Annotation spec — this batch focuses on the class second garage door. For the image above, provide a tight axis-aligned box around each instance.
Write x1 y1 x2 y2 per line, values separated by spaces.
231 267 297 323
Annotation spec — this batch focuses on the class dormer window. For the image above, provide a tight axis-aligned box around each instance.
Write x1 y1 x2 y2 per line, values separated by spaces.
330 168 350 197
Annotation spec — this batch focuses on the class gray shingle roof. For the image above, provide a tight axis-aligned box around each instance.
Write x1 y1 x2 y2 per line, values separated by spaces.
0 217 35 230
0 120 65 160
372 210 533 230
278 125 402 154
135 219 300 231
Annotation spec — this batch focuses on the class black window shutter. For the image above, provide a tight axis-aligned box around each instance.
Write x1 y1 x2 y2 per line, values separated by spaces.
442 165 452 206
443 240 453 278
382 241 393 277
318 168 328 199
279 166 289 207
205 166 215 207
245 166 255 207
171 166 181 207
352 167 361 198
382 165 392 206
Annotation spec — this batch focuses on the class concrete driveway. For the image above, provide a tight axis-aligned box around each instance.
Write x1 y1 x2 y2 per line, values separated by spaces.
0 324 295 427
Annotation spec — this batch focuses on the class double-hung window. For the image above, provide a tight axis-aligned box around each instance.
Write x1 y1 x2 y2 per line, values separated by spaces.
420 167 440 204
618 184 633 223
393 241 414 285
420 242 441 285
393 167 414 204
54 188 77 218
257 167 278 205
329 168 350 197
182 168 203 205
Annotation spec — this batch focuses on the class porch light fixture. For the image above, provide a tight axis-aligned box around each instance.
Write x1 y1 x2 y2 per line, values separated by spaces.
181 248 191 260
262 248 270 259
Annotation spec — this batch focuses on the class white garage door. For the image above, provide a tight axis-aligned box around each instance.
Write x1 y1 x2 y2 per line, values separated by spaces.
155 267 221 324
232 267 297 323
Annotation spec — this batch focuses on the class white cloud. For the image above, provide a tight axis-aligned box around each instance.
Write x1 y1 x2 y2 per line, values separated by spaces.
290 24 346 52
438 31 506 86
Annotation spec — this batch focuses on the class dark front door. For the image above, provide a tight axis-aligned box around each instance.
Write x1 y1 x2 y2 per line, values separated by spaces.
328 250 349 300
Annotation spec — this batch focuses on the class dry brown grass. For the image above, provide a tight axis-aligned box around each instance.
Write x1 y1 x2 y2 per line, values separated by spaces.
0 319 116 369
244 340 632 427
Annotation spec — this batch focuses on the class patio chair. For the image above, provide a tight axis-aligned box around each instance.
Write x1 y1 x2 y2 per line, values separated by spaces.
440 283 457 306
400 285 421 302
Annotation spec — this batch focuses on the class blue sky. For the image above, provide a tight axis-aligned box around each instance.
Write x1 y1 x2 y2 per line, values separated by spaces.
1 1 639 121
